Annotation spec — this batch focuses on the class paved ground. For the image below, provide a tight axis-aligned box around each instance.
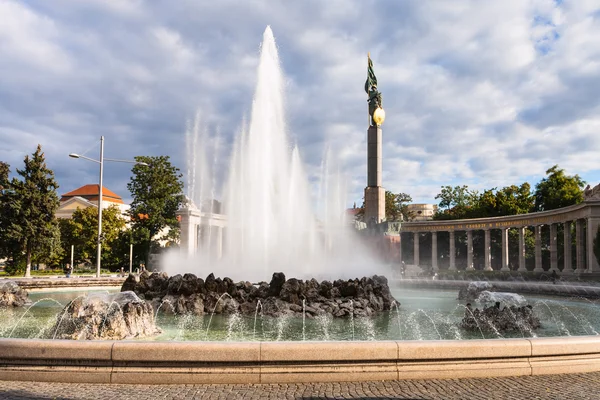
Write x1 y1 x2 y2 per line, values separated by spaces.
2 372 600 399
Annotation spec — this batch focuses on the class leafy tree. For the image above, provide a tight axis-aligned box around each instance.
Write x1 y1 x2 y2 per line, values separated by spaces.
434 185 479 220
0 161 18 263
385 191 413 221
59 205 127 268
4 145 60 277
0 161 9 191
534 165 585 211
127 156 185 267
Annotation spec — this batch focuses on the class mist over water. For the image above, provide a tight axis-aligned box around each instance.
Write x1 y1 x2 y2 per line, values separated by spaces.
163 26 385 282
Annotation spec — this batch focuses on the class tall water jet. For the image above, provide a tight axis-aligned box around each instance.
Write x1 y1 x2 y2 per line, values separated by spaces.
167 26 384 281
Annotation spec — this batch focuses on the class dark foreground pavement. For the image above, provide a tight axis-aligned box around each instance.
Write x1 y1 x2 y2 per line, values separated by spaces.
2 372 600 400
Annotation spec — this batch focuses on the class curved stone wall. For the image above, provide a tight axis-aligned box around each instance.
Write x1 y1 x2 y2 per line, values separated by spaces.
1 336 600 384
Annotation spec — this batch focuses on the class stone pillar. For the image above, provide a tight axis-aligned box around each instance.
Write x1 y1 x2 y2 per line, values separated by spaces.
215 226 223 260
431 231 438 271
563 221 572 274
177 208 199 256
576 219 584 273
518 227 526 271
484 229 492 271
398 232 403 264
467 231 474 270
364 125 385 223
413 232 420 266
550 223 558 272
449 230 456 270
501 228 509 271
534 225 543 272
586 217 600 273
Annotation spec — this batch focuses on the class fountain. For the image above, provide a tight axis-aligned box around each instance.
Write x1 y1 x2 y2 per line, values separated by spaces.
2 26 600 384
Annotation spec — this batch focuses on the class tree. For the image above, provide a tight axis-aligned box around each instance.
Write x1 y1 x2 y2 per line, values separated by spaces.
0 161 18 263
534 165 585 211
59 205 127 269
385 191 413 221
127 155 185 267
4 145 60 277
433 185 479 220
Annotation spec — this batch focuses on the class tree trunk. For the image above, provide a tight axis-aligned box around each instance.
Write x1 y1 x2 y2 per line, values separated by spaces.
25 247 31 278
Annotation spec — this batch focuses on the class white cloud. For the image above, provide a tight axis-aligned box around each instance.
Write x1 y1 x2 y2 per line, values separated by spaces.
0 0 599 209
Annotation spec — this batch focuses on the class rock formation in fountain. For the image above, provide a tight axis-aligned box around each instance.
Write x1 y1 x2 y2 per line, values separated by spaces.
0 281 28 307
460 302 541 333
457 281 493 301
122 271 398 318
50 291 161 340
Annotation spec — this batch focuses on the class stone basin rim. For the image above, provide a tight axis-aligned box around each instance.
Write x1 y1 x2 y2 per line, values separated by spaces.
1 336 600 384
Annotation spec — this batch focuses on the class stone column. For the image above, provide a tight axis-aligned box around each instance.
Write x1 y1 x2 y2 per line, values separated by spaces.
364 125 385 223
178 209 198 256
586 217 600 273
518 227 526 271
215 226 223 260
483 229 492 271
431 231 438 271
563 221 572 274
534 225 543 272
467 230 474 270
398 232 403 264
550 223 558 272
576 219 584 273
501 228 509 271
449 230 456 270
413 232 420 266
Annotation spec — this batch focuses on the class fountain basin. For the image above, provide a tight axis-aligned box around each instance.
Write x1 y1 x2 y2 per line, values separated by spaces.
1 336 600 383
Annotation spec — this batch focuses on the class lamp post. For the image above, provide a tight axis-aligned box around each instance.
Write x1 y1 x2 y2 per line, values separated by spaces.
69 136 146 278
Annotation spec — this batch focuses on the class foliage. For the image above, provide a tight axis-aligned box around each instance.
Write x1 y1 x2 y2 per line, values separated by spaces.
59 205 127 268
433 185 479 220
385 191 413 221
3 145 61 276
534 165 584 211
127 155 185 266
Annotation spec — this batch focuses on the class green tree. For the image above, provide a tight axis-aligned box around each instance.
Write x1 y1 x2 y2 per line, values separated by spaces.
59 205 127 269
127 155 185 267
4 145 60 276
0 161 19 263
385 191 413 221
434 185 479 220
534 165 585 211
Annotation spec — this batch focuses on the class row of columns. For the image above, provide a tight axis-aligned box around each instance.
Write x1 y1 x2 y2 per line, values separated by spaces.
401 218 599 273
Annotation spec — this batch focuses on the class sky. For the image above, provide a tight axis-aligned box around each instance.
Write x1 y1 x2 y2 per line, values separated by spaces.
1 0 600 207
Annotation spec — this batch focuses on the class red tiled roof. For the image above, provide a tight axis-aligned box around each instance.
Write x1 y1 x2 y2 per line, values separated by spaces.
61 184 124 204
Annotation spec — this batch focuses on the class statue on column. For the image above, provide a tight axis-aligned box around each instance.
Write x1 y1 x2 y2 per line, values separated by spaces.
365 53 385 126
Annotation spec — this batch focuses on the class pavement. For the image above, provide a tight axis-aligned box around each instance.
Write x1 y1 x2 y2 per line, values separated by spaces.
2 372 600 399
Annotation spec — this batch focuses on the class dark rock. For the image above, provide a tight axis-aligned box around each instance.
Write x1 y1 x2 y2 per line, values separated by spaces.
460 303 540 333
268 272 286 297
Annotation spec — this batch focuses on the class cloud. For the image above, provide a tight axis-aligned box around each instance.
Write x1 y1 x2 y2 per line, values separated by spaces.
0 0 599 209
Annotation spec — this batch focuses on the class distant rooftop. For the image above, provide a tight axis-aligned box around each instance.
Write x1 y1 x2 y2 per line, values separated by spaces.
61 184 124 204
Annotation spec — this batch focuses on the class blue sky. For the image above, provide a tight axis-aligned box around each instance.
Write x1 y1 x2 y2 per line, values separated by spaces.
1 0 599 207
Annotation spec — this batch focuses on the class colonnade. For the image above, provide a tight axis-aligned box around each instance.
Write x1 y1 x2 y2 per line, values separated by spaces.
177 206 226 259
400 209 600 274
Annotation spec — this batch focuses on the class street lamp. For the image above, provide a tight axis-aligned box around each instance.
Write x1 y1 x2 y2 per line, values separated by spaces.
69 136 147 278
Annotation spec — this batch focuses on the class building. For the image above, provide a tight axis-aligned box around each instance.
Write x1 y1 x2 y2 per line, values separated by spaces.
405 204 438 221
56 184 130 219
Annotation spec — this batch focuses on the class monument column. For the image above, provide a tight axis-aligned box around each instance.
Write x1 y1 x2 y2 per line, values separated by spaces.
449 230 456 270
413 232 420 266
550 223 558 272
563 221 572 274
501 228 509 271
467 231 474 270
518 227 526 271
534 225 543 272
398 233 403 264
576 219 584 273
431 231 438 271
364 54 386 224
586 217 600 273
484 229 492 271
